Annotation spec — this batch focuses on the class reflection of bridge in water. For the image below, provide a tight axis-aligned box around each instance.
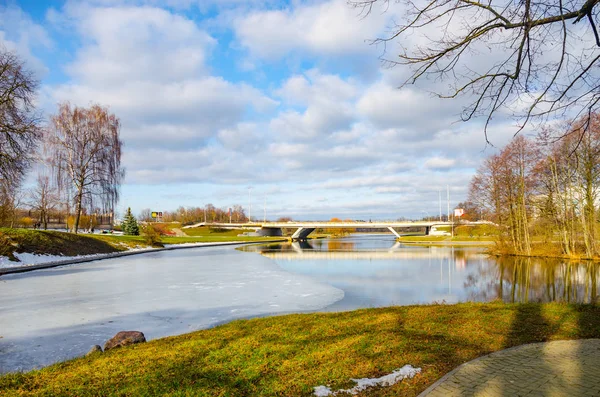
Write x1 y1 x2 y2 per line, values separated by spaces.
262 250 472 261
249 241 479 265
259 241 475 261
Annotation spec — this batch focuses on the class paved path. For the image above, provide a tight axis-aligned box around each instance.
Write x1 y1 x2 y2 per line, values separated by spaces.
419 339 600 396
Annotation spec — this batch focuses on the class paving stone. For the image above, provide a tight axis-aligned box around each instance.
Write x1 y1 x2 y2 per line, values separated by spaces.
419 339 600 397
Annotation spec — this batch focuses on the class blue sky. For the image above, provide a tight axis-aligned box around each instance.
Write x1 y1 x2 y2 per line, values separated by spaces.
1 0 519 220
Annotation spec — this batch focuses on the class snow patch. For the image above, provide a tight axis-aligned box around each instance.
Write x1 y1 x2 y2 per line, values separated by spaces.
0 252 101 268
313 365 421 396
0 242 245 269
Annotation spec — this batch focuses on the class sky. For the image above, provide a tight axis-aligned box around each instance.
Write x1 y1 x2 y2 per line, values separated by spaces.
1 0 522 220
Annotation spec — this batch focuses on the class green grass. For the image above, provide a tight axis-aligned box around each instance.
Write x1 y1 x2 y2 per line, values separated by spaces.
1 302 599 396
398 235 495 243
89 233 279 249
182 226 254 237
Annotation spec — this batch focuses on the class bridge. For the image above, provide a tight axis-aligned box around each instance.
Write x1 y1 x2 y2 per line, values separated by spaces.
183 221 453 240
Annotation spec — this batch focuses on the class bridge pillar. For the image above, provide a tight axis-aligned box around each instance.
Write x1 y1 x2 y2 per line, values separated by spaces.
291 227 316 241
387 227 401 238
425 226 431 235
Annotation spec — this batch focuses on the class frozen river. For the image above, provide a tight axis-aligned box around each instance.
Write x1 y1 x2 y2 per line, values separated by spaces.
0 245 343 373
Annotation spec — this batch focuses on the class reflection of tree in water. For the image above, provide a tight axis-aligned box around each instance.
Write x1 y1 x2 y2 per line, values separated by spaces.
465 255 600 303
327 240 356 251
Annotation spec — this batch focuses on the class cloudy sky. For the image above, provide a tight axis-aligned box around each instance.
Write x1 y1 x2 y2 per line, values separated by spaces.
2 0 520 220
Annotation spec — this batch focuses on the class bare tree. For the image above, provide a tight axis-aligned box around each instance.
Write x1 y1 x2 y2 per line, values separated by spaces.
0 47 41 183
29 174 58 230
46 102 124 233
469 135 538 254
0 178 23 227
537 115 600 257
351 0 600 138
139 208 153 222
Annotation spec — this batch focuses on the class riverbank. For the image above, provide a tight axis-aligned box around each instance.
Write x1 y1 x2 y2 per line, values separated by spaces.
1 302 599 396
397 235 495 246
487 241 600 262
0 227 284 274
0 240 287 275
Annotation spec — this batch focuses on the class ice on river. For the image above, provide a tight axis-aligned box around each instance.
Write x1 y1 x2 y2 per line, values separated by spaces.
0 246 344 373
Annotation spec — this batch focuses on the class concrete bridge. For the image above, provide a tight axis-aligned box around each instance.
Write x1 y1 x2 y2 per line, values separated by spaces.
183 221 452 240
261 221 452 240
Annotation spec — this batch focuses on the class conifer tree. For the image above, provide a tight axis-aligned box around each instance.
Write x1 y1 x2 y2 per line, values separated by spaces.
122 207 139 236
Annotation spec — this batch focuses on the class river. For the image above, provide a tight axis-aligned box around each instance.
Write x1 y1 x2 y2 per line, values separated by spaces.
1 234 598 373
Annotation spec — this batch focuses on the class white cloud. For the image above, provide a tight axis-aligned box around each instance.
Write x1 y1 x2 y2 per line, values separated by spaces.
46 4 277 156
276 70 359 106
234 0 391 60
424 157 457 170
0 5 52 77
64 5 215 85
357 83 461 133
270 70 360 141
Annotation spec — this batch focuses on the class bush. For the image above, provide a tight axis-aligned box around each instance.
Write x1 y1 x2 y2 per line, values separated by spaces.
142 223 162 247
151 223 175 236
18 217 34 228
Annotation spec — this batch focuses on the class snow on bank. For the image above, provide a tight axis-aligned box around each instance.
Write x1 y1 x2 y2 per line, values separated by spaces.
0 242 256 269
0 252 104 268
313 365 421 396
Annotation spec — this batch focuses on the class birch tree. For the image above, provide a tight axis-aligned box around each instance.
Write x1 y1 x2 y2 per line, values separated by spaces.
47 102 124 233
29 174 58 230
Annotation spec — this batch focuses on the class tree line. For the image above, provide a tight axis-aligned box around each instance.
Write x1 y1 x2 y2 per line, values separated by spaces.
140 205 248 225
0 47 124 233
468 115 600 258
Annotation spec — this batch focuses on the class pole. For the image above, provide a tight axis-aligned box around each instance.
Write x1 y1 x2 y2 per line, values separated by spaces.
439 190 442 221
263 193 266 223
446 185 450 223
447 185 454 238
248 187 252 223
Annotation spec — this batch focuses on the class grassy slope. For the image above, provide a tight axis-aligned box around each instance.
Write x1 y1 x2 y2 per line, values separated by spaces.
0 227 282 261
89 233 277 248
1 303 599 396
399 224 498 243
0 228 122 260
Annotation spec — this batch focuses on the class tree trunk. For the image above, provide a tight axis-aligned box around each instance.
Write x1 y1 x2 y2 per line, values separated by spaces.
73 186 84 234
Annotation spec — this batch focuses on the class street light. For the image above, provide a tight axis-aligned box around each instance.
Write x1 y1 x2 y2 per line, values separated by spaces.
248 187 252 223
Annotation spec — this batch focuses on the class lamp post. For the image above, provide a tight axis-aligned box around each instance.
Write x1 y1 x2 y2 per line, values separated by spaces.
439 190 442 221
248 187 252 223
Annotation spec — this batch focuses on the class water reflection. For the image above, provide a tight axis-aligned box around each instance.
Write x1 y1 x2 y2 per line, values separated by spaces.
491 256 599 304
241 235 600 308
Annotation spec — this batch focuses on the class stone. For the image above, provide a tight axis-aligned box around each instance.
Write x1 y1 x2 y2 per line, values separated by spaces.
103 331 146 351
86 345 103 356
